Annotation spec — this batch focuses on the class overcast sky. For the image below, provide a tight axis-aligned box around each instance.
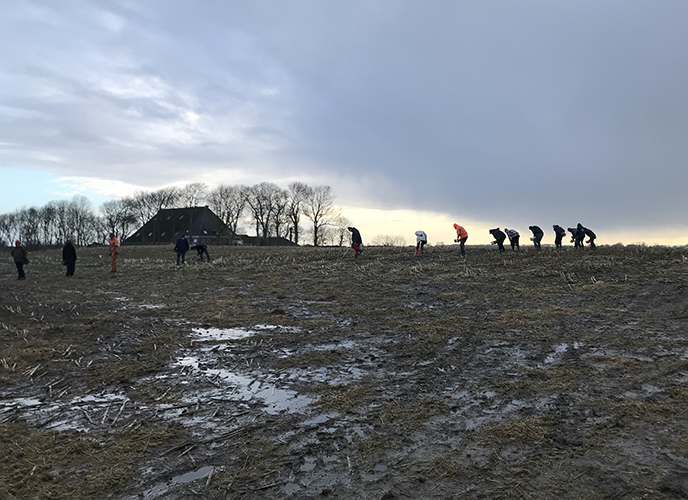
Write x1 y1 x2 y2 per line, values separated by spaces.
2 1 687 244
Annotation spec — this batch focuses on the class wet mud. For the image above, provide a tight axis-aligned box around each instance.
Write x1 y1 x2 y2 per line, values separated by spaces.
1 245 688 499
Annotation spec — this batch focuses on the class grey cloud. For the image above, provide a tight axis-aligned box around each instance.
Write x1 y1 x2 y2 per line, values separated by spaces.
2 1 688 231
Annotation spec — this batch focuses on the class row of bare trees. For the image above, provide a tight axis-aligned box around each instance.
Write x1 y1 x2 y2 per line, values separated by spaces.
0 182 349 247
0 196 104 246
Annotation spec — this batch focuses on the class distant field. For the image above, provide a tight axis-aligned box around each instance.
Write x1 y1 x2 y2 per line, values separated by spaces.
2 245 688 499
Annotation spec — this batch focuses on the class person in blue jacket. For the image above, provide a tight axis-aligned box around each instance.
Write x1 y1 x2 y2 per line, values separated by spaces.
174 235 190 264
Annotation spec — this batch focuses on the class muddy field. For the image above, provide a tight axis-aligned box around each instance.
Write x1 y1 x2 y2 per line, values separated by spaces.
1 243 688 499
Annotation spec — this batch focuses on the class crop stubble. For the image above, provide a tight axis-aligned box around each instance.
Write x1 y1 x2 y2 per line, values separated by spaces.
1 245 688 499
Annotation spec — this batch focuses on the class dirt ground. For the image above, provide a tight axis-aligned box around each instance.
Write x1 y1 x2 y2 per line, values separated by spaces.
1 243 688 499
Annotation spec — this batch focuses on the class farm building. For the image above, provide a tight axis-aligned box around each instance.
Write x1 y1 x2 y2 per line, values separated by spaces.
124 206 298 246
124 207 240 245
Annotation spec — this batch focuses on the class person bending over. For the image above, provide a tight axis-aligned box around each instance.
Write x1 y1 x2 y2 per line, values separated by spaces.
191 242 211 261
529 226 544 250
489 228 507 253
347 227 363 258
553 225 566 247
505 228 520 250
414 230 427 256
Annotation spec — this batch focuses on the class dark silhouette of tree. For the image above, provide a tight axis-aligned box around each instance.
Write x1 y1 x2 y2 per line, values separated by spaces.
303 185 338 247
287 182 310 244
207 184 247 235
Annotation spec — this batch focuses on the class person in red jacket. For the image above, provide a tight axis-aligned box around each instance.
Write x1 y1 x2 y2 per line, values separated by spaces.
453 223 468 256
109 234 119 273
347 227 363 258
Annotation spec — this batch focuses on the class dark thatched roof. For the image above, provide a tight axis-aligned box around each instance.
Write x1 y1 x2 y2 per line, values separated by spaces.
124 207 238 245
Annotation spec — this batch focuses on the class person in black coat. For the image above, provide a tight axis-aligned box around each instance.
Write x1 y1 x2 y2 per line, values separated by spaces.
552 225 566 248
191 241 211 261
529 226 544 249
575 223 586 248
174 235 190 264
62 240 77 276
347 227 363 258
489 228 507 253
584 227 597 249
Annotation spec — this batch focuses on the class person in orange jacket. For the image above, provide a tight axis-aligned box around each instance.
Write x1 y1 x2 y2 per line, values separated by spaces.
109 233 119 273
453 223 468 256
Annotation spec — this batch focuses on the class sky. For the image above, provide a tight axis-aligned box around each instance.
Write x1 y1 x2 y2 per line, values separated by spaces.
1 1 688 245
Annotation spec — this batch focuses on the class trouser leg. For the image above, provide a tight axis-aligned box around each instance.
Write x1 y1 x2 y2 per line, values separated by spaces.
111 255 117 272
67 263 75 276
16 262 25 279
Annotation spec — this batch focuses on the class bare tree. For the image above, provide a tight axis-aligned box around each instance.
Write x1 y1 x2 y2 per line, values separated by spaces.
36 204 57 244
127 191 157 227
50 200 72 244
287 182 310 244
100 199 136 239
67 195 97 245
0 213 15 245
126 187 180 227
207 184 247 235
178 183 208 207
303 185 338 247
271 187 289 239
331 215 352 247
20 207 42 245
150 186 181 211
245 182 281 245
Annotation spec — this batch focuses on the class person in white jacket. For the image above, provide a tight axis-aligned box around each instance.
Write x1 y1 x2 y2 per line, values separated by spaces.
414 230 427 256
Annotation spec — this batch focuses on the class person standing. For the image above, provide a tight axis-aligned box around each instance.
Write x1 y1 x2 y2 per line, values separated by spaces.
109 233 119 272
529 226 544 250
414 230 427 256
347 227 363 258
10 240 29 280
553 225 566 248
505 228 520 250
453 223 468 256
489 228 507 253
174 235 190 264
62 240 77 277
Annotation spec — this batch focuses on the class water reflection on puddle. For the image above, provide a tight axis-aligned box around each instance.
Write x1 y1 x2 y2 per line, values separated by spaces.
176 324 311 414
191 327 255 342
176 355 311 414
191 324 300 342
144 465 216 499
